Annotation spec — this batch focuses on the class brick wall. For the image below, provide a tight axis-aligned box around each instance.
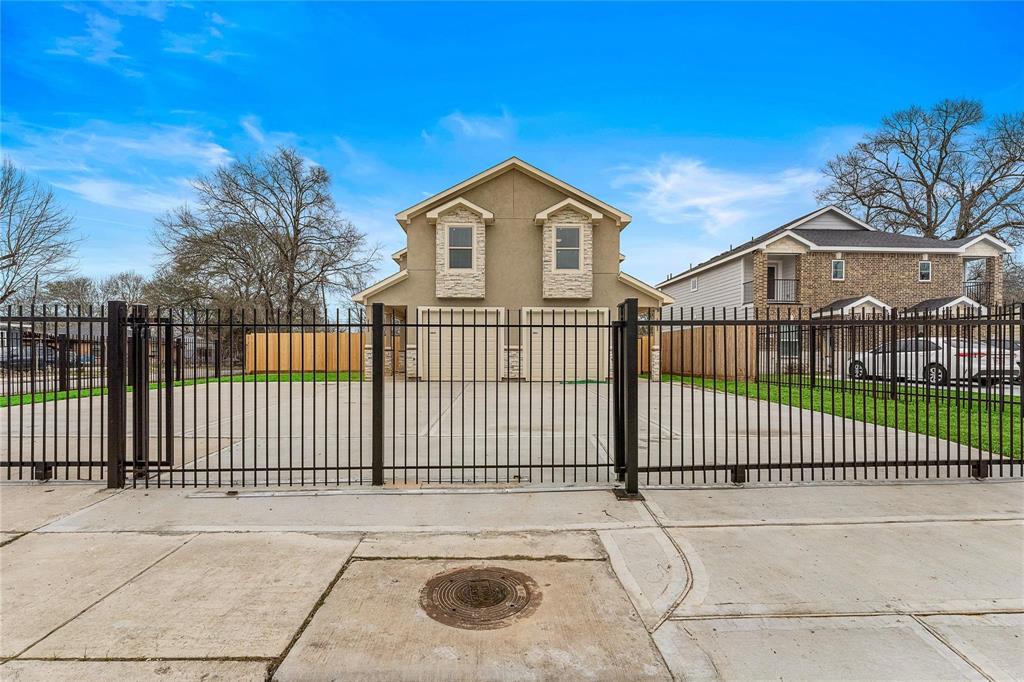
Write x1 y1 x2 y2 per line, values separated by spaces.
798 252 964 310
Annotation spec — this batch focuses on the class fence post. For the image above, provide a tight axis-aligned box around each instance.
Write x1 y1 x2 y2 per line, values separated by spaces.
163 319 175 467
371 302 384 486
808 321 816 390
131 305 150 478
57 333 70 393
106 301 127 488
613 303 625 480
888 308 898 400
616 298 643 500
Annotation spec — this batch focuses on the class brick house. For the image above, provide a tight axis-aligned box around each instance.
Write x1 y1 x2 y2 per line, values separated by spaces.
353 157 671 380
657 206 1012 319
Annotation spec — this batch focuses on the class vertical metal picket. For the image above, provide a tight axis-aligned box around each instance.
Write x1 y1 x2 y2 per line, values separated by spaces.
617 298 642 499
371 302 385 486
106 300 128 488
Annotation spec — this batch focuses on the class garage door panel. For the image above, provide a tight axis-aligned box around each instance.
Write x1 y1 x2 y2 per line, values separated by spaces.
417 308 502 381
525 309 608 382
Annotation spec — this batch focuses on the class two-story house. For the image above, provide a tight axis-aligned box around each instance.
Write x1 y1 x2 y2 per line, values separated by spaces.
353 157 671 380
657 206 1012 319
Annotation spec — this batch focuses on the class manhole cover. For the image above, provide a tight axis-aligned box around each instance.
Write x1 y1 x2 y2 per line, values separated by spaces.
420 566 541 630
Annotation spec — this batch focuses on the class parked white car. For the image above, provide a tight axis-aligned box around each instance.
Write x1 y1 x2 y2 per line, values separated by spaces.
847 337 1021 386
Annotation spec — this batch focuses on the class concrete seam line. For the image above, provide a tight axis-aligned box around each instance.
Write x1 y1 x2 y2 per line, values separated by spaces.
0 531 29 547
665 610 1024 621
14 486 130 535
909 614 996 682
656 516 1024 530
4 532 200 662
9 655 275 662
643 498 694 634
264 532 365 681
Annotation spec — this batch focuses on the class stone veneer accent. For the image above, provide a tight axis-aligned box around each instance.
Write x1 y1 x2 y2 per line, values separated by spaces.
649 346 660 382
405 345 417 380
505 346 522 380
362 346 394 380
435 206 486 299
542 207 593 299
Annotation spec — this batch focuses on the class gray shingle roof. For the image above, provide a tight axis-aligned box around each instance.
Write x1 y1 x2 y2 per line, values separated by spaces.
905 296 979 313
791 229 971 250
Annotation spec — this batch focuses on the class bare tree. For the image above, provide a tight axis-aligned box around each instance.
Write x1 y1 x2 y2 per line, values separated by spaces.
155 147 378 312
817 100 1024 247
98 270 147 307
0 159 78 305
42 276 101 310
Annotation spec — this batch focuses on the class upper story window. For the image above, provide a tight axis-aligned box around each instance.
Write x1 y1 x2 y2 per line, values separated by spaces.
690 278 699 292
831 259 846 281
448 226 473 269
555 226 580 270
918 260 932 282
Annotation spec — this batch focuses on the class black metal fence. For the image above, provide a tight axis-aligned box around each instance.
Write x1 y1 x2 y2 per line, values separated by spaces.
2 300 1021 489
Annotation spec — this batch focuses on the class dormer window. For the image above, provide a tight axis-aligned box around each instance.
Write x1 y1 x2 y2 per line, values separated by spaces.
555 226 580 270
448 226 473 269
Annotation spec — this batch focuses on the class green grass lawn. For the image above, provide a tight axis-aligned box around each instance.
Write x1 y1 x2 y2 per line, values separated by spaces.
0 371 363 408
654 373 1021 458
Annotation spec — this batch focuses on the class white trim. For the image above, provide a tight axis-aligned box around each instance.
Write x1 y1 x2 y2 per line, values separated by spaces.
954 233 1013 254
785 205 877 232
391 248 407 264
444 224 476 272
812 295 891 318
425 197 494 225
396 157 631 228
831 259 846 281
918 259 932 282
534 197 603 225
352 270 409 304
552 224 582 272
762 231 818 250
619 271 674 305
903 296 988 316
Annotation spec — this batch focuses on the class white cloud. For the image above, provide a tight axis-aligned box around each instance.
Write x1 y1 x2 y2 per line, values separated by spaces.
53 178 187 213
612 156 822 235
239 115 299 150
240 115 266 144
48 10 136 73
162 10 242 62
437 109 516 141
335 138 381 177
3 119 231 213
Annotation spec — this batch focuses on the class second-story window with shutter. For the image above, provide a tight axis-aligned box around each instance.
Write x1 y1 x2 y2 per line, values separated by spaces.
555 226 580 270
448 226 473 269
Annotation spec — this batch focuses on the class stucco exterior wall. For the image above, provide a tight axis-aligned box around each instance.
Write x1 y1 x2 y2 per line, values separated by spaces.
364 168 661 311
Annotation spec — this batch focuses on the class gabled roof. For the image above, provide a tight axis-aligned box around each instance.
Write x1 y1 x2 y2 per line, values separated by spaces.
812 295 891 317
395 157 631 229
425 197 494 225
351 269 409 305
534 197 603 225
657 206 1013 288
903 296 987 315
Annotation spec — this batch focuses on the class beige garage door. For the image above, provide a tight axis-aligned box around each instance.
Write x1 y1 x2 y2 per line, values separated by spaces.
524 308 609 381
417 307 504 381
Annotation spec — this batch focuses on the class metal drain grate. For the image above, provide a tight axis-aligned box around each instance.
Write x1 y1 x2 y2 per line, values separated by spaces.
420 567 541 630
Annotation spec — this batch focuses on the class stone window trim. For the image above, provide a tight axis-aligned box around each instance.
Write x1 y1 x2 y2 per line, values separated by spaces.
553 225 582 271
831 259 846 281
918 259 932 282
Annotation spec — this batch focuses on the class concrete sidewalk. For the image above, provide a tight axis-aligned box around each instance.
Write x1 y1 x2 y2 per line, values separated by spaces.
1 479 1022 680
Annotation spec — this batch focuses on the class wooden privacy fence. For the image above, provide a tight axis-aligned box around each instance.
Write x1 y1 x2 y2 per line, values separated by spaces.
244 332 366 374
657 325 759 380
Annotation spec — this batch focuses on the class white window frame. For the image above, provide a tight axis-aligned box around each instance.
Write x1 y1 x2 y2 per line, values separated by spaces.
553 225 582 271
918 260 932 282
831 259 846 281
446 225 474 271
690 278 699 292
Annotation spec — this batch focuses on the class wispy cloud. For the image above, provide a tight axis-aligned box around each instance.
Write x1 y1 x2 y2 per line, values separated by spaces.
162 10 243 62
239 115 299 150
613 156 822 235
335 138 382 177
3 119 230 213
429 109 517 143
47 9 137 75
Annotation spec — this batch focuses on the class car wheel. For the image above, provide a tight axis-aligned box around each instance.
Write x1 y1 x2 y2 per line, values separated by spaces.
848 360 867 380
924 364 949 387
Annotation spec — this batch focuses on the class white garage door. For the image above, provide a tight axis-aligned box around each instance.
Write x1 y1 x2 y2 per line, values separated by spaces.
524 308 609 381
417 307 504 381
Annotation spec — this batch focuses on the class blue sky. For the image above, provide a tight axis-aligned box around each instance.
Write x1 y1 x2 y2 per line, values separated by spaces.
2 2 1022 294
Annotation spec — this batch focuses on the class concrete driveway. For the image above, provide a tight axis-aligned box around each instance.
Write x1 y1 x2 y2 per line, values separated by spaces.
2 379 1017 486
1 479 1022 680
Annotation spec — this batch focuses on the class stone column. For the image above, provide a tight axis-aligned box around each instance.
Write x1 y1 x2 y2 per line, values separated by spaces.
363 345 373 380
405 345 418 380
988 254 1005 307
752 250 768 310
649 346 661 382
